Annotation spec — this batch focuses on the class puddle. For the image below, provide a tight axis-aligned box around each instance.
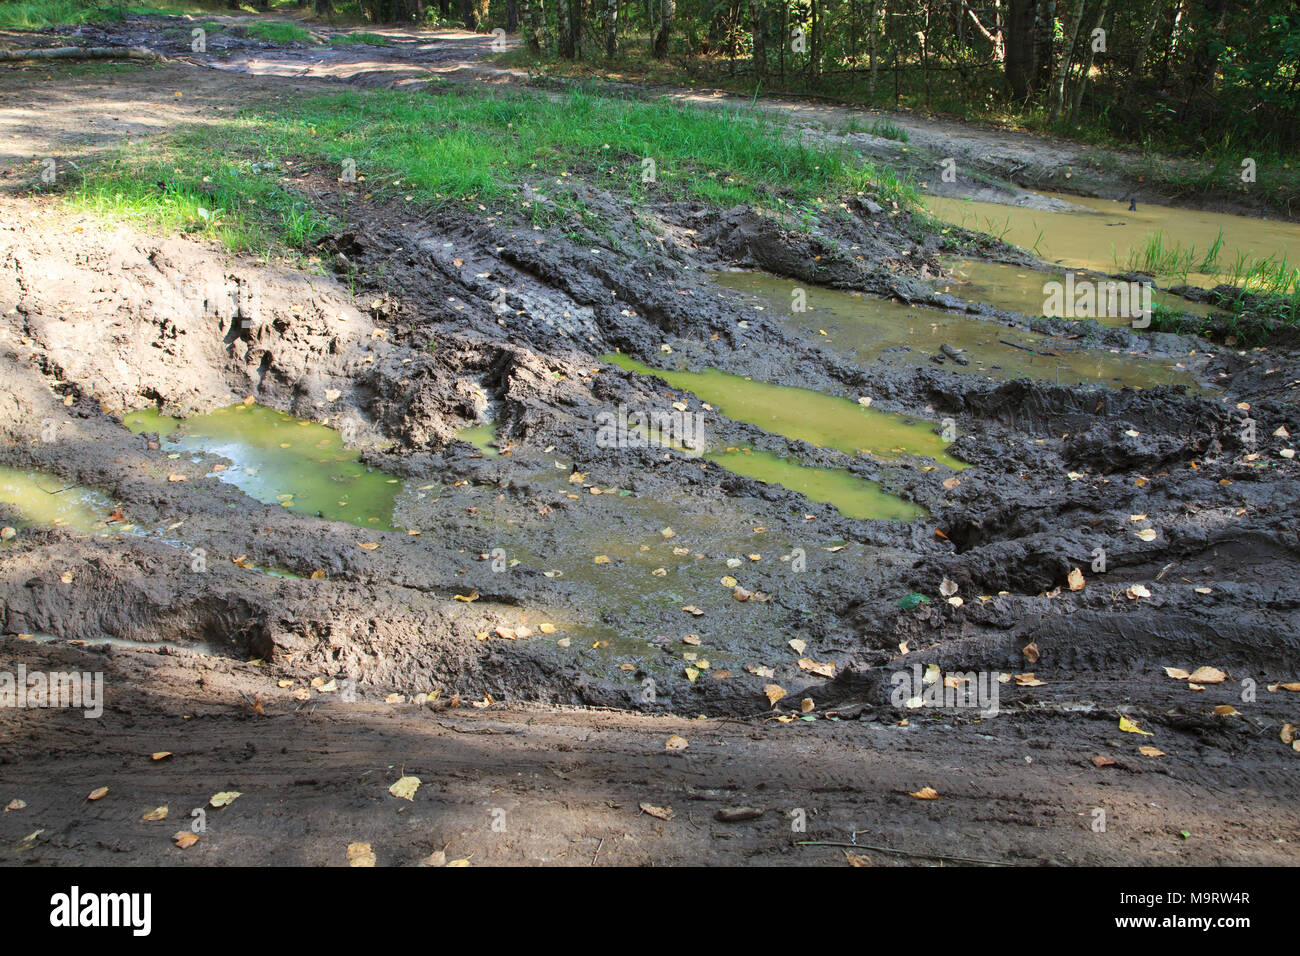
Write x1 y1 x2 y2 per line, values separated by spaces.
0 467 132 536
926 193 1300 288
934 258 1217 323
602 353 964 469
707 446 926 520
715 270 1197 390
456 422 500 457
125 404 405 530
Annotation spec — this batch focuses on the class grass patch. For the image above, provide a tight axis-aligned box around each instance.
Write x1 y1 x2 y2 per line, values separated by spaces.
222 85 915 219
245 19 315 44
0 0 226 29
60 129 335 255
58 84 915 254
328 31 390 46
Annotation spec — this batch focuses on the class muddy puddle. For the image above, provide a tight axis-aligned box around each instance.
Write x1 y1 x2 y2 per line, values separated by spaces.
714 270 1198 390
456 422 500 457
602 353 964 468
934 258 1216 323
124 403 406 530
0 467 133 537
926 193 1300 287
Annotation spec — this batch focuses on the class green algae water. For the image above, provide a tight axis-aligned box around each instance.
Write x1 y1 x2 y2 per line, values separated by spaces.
602 353 964 469
706 447 926 520
713 270 1198 390
124 404 404 529
0 467 126 535
457 423 500 457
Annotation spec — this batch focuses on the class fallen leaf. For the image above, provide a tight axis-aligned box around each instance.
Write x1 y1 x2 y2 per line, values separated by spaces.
1138 746 1165 757
1135 529 1157 542
209 791 241 808
151 751 172 761
1067 567 1085 591
1126 584 1152 599
639 802 674 820
389 775 421 801
453 588 479 602
1188 666 1226 684
172 831 199 849
664 735 689 751
346 842 376 867
1118 716 1152 736
4 799 26 811
1014 673 1045 686
1164 667 1191 680
142 806 168 821
87 787 109 801
1023 642 1040 663
909 787 939 800
798 658 836 678
1213 704 1238 716
356 541 380 550
1091 756 1116 767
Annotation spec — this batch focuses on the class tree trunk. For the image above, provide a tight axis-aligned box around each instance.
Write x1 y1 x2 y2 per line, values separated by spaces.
507 0 519 31
557 0 573 56
652 0 673 58
1003 0 1037 100
1069 0 1108 117
750 0 766 78
521 0 543 51
867 0 883 94
459 0 476 29
1050 0 1086 119
315 0 332 14
603 0 617 57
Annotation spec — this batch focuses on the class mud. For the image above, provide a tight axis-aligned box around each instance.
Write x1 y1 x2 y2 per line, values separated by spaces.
0 18 1298 867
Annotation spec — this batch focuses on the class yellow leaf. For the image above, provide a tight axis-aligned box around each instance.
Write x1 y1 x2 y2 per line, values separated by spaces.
1188 666 1226 684
310 569 327 580
1164 667 1191 680
209 791 241 808
1118 716 1152 736
664 735 688 751
1067 567 1085 591
909 786 939 800
388 776 421 801
763 684 787 706
1138 746 1165 757
172 831 199 849
142 806 169 821
798 658 835 678
356 541 380 550
1213 704 1238 716
453 588 479 602
87 787 109 801
593 555 611 564
346 842 376 867
151 751 173 760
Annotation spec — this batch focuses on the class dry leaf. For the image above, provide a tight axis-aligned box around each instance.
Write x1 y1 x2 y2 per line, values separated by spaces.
639 802 674 820
1023 642 1040 663
1188 666 1226 684
1067 567 1085 591
664 735 689 751
1164 667 1191 680
142 806 169 821
389 776 421 801
1213 704 1238 716
1126 584 1152 599
1091 756 1116 767
209 791 241 808
798 658 836 678
87 787 109 801
356 541 380 550
1138 746 1165 757
346 842 376 867
172 831 199 849
909 786 939 800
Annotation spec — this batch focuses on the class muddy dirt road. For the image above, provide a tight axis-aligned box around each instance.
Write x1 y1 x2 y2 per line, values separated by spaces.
0 16 1297 867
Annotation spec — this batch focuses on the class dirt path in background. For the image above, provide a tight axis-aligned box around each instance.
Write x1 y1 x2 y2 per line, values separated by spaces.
0 17 1297 867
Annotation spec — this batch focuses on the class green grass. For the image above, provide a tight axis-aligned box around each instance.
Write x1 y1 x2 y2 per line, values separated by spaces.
219 85 914 217
0 0 226 28
328 31 390 46
59 129 336 255
55 84 916 254
245 19 314 44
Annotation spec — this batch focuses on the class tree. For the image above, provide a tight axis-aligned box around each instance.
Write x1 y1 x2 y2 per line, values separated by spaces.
604 0 618 57
652 0 674 58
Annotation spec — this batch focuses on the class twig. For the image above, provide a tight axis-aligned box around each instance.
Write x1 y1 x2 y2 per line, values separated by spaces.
591 837 603 866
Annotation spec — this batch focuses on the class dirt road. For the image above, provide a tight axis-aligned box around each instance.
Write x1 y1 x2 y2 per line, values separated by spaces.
0 16 1297 867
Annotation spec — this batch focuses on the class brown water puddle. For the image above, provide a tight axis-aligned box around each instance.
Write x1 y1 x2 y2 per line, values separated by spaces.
925 193 1300 289
714 271 1197 390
